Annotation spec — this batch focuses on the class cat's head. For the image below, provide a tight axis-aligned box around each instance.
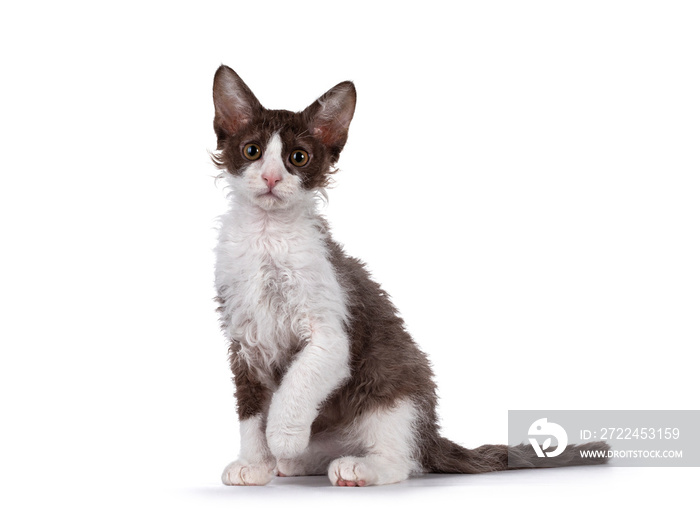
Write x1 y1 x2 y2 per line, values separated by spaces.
212 65 356 210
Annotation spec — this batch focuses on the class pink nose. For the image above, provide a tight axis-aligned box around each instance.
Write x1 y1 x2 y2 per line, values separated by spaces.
262 173 282 189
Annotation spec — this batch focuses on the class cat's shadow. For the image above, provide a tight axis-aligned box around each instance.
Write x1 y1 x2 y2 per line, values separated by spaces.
189 467 602 497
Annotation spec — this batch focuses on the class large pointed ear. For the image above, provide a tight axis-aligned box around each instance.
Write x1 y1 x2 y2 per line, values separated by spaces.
302 81 356 160
213 66 262 145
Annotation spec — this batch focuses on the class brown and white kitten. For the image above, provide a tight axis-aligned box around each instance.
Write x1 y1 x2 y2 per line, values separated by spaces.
211 65 607 486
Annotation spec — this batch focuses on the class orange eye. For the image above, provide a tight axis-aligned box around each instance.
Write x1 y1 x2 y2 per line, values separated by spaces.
243 143 261 160
290 149 309 167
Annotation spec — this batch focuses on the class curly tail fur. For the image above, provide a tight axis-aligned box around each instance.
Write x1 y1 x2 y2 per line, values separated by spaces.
425 437 610 473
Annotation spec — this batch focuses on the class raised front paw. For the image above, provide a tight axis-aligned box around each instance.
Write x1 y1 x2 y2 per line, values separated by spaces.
221 459 275 486
265 418 311 459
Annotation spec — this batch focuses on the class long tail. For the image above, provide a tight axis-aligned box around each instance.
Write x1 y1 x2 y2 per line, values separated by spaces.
425 437 610 473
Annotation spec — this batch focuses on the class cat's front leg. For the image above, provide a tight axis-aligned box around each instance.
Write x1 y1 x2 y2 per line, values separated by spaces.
266 322 350 460
222 415 277 486
222 349 276 486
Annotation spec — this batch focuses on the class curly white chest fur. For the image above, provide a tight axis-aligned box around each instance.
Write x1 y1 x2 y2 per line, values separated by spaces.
215 198 349 382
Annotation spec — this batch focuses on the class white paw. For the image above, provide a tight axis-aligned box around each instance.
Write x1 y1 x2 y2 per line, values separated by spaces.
221 460 274 486
265 397 312 459
328 457 375 487
265 421 311 459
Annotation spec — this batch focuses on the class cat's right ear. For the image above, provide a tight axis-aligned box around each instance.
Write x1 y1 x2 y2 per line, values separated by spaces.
213 66 262 145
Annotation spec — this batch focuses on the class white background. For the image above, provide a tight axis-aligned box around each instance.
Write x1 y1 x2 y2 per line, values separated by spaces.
1 1 698 523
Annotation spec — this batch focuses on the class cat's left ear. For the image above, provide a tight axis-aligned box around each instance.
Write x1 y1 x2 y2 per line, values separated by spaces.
302 81 356 161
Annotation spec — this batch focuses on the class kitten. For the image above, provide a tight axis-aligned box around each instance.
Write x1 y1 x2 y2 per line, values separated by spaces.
211 65 608 486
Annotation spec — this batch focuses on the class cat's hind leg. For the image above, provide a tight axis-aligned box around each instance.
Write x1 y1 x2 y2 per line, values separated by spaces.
328 398 421 487
276 453 327 477
277 436 336 477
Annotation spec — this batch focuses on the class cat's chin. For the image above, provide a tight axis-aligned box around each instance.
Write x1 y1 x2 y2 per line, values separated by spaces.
252 191 291 211
257 190 281 201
